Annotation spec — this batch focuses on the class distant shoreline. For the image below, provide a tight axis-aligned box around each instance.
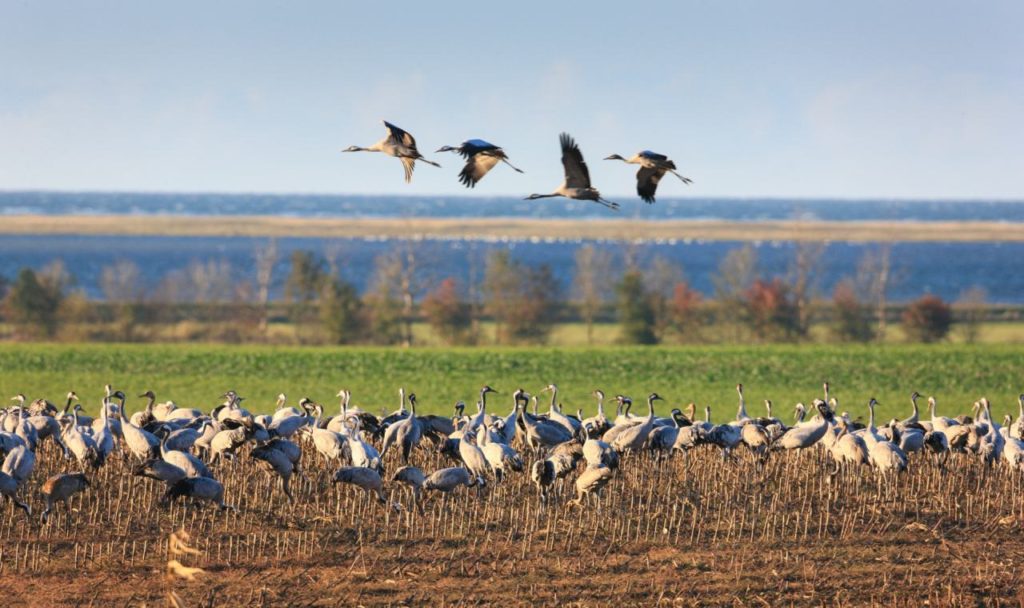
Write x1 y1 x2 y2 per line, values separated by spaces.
1 214 1022 242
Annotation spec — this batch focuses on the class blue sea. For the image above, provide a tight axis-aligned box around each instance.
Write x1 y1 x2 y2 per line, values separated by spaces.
1 191 1022 303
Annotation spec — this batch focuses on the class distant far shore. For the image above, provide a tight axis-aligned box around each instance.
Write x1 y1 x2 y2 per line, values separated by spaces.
2 214 1023 243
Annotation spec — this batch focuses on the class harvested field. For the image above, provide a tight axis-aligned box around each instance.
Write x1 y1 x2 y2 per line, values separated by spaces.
2 438 1023 606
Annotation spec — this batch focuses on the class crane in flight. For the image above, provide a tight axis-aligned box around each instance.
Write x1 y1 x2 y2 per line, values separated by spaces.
435 139 524 188
343 120 441 183
525 133 618 210
604 151 692 203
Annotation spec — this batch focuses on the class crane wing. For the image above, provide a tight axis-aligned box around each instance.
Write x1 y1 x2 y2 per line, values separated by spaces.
383 121 419 151
400 156 415 183
636 167 664 204
559 133 591 189
459 153 501 188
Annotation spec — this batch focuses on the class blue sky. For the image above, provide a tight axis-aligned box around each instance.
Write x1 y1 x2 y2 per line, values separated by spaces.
1 1 1021 199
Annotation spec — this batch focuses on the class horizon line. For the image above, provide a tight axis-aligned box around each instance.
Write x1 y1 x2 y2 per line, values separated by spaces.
1 188 1024 205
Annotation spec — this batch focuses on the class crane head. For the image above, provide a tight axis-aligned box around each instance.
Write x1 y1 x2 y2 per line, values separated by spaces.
436 145 459 153
341 145 363 153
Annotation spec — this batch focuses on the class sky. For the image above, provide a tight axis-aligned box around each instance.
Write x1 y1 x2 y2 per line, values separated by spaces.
1 1 1022 200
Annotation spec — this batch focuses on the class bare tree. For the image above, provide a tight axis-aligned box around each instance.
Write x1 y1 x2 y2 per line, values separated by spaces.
645 255 683 341
253 239 279 338
856 245 892 341
367 244 421 346
466 242 482 343
956 286 987 344
572 244 613 345
713 245 758 340
100 260 143 341
788 241 827 337
188 259 235 303
483 250 518 344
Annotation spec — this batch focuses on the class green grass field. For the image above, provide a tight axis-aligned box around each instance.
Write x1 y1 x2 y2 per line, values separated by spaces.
1 342 1021 424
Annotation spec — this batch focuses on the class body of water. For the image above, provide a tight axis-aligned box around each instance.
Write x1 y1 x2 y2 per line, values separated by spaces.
2 190 1024 221
0 234 1019 304
1 192 1022 303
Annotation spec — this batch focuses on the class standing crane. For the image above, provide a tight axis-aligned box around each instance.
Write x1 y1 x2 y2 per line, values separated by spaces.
40 472 90 522
436 139 524 187
380 392 424 465
604 150 692 203
333 466 388 505
525 133 619 210
611 393 662 453
343 121 441 183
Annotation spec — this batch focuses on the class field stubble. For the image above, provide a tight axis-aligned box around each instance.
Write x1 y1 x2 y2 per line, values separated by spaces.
1 438 1023 606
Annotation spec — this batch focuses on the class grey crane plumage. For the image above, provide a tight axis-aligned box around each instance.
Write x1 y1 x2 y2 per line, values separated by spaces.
380 390 424 465
422 466 481 495
476 423 523 483
582 424 619 469
1011 394 1024 440
62 404 100 468
163 477 233 510
436 139 524 188
605 151 691 204
0 469 29 517
525 133 619 210
134 457 188 486
163 419 213 453
392 465 427 513
332 466 387 504
120 394 161 461
308 417 348 463
2 445 35 486
161 436 214 479
343 120 441 183
518 400 573 450
569 464 614 508
9 396 38 451
251 443 297 503
611 393 662 453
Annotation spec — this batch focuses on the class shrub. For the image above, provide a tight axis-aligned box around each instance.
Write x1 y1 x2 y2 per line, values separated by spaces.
4 267 66 338
616 270 657 344
902 294 952 343
319 277 363 344
669 282 703 342
831 279 875 342
483 251 558 344
421 278 473 345
743 278 802 341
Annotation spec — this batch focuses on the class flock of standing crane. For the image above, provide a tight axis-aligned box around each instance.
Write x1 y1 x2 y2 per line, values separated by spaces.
2 381 1023 519
343 121 692 208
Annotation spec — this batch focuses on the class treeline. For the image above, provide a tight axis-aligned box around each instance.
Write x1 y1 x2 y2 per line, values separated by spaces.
0 241 1003 345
